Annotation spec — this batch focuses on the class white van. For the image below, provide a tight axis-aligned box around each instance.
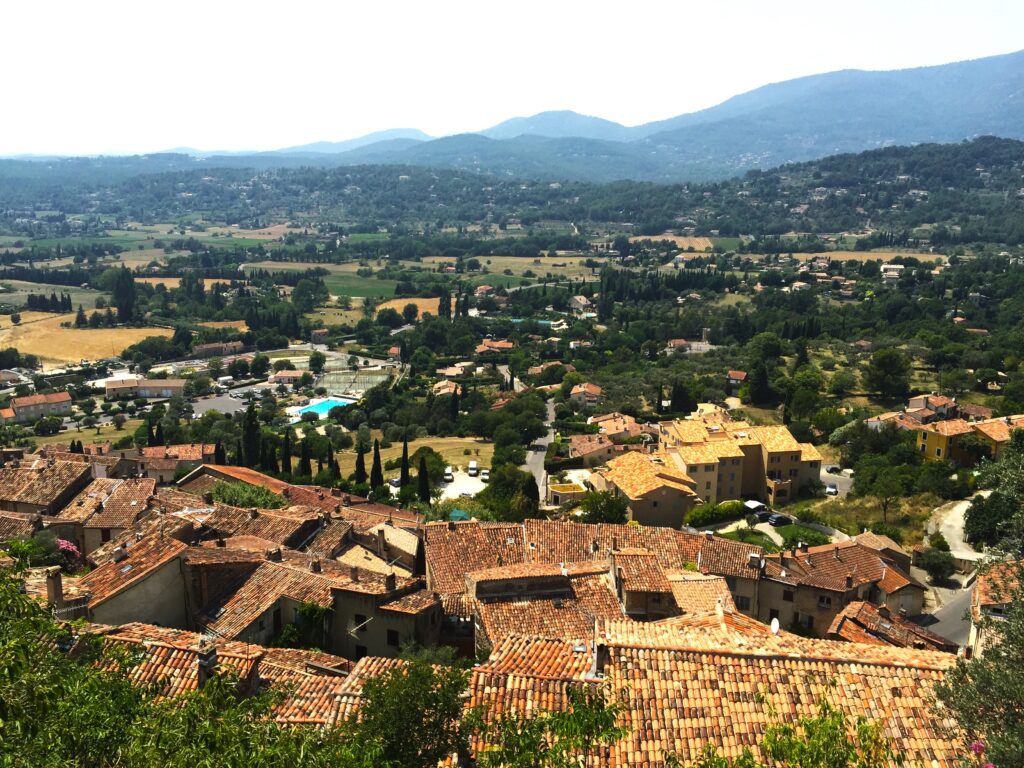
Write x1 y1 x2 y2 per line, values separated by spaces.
443 466 454 482
467 460 478 477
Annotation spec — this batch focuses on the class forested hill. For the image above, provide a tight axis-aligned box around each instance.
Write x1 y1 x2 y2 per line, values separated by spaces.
2 138 1023 244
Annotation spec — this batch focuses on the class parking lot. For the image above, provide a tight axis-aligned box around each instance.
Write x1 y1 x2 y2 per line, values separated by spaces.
192 394 249 416
820 466 853 498
439 470 487 501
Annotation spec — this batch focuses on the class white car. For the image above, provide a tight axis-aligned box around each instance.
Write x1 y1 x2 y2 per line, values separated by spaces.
825 484 839 496
480 469 490 482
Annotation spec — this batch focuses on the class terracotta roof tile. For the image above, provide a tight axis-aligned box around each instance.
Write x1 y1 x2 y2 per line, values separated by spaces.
666 572 736 614
612 548 672 593
57 478 121 524
81 534 187 608
86 478 156 530
599 451 697 499
827 601 957 653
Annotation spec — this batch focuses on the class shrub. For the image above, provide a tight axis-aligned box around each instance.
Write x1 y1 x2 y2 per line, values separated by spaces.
684 499 746 528
928 531 951 551
919 548 956 583
779 526 831 549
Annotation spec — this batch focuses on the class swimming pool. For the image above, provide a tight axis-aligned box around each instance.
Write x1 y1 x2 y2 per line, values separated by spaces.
296 397 356 418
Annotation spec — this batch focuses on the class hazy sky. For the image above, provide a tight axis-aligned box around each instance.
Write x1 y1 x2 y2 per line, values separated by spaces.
4 0 1022 155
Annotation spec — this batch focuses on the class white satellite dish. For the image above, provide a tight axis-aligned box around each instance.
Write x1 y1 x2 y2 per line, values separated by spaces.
770 617 780 635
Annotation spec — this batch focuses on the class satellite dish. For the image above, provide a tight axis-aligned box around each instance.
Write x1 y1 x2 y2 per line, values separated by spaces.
770 618 780 635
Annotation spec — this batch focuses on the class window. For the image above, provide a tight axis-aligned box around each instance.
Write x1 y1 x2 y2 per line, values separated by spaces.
735 595 751 611
920 443 926 453
354 614 367 633
732 458 741 466
789 469 798 478
935 448 942 457
705 482 711 490
817 595 832 609
769 608 779 622
783 590 794 602
652 501 658 508
729 473 735 481
705 464 714 472
387 629 399 647
101 529 111 543
355 645 367 660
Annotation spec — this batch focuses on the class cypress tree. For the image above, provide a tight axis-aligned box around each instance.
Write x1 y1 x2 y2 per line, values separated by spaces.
370 439 384 489
399 439 410 486
449 390 460 422
354 444 367 485
145 420 155 446
242 404 260 468
234 439 244 466
417 454 430 503
317 457 324 476
154 422 165 447
214 440 226 464
280 430 292 476
297 439 312 478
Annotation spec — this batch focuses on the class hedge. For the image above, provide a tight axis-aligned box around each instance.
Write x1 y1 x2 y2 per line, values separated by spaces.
684 499 747 528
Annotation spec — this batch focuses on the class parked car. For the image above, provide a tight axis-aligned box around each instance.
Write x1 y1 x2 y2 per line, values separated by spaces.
755 509 773 523
826 465 841 474
443 466 454 482
388 477 401 488
825 484 839 496
480 469 490 482
768 514 792 527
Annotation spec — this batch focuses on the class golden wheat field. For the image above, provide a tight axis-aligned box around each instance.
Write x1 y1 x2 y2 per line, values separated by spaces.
629 235 714 250
375 297 440 317
0 313 173 368
795 250 947 263
134 277 243 290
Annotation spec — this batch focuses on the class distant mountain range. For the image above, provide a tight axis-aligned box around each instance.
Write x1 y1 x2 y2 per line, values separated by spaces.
5 49 1024 183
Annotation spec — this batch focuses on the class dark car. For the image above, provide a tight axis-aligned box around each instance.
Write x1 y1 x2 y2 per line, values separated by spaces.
826 465 841 474
768 514 792 527
755 510 773 523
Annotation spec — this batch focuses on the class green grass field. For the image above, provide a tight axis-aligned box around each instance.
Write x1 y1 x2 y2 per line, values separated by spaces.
719 529 780 553
0 280 107 309
324 274 398 298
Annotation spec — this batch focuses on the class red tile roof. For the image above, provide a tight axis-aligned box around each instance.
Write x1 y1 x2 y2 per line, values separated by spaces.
86 478 156 530
81 534 187 608
12 391 72 408
827 601 957 652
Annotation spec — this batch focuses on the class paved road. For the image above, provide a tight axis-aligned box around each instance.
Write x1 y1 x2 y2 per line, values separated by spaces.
930 493 988 566
918 583 974 647
523 400 557 496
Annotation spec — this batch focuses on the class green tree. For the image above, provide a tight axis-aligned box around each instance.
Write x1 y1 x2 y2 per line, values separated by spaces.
279 430 292 476
354 443 368 485
918 548 956 583
370 438 384 489
418 453 431 503
402 303 419 323
862 348 911 398
577 491 628 524
870 467 904 522
309 351 327 374
242 403 261 469
111 266 137 321
297 439 312 478
400 438 410 487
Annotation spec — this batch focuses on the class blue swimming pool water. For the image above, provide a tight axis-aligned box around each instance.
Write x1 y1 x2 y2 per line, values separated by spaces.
297 397 356 418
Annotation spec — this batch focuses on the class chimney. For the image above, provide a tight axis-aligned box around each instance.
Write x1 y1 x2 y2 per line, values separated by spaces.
833 546 840 559
611 535 618 551
331 488 341 497
309 558 322 573
748 552 760 568
195 642 218 690
385 572 396 591
705 531 714 541
45 567 63 609
266 547 282 562
282 488 290 498
845 575 853 589
203 492 214 504
377 527 386 557
350 566 360 582
248 508 258 519
111 546 127 563
216 537 226 548
447 520 456 531
799 541 809 553
878 604 890 619
342 494 352 504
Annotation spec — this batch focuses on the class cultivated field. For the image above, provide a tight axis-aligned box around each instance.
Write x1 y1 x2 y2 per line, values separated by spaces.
630 235 714 251
375 297 440 318
333 436 494 477
0 313 172 369
0 280 107 310
198 320 249 331
795 251 947 263
306 306 365 327
25 418 144 449
419 255 602 280
134 277 244 290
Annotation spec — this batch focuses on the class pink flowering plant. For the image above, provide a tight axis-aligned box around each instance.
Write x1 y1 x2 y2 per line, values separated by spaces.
56 538 81 566
964 741 995 768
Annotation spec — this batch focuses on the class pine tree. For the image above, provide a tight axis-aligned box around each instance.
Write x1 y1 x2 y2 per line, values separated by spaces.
354 444 367 485
400 439 410 486
297 439 312 478
280 430 292 476
370 439 384 489
417 454 431 503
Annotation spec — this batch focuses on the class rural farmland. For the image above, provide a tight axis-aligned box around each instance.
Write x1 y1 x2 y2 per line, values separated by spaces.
0 313 172 369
